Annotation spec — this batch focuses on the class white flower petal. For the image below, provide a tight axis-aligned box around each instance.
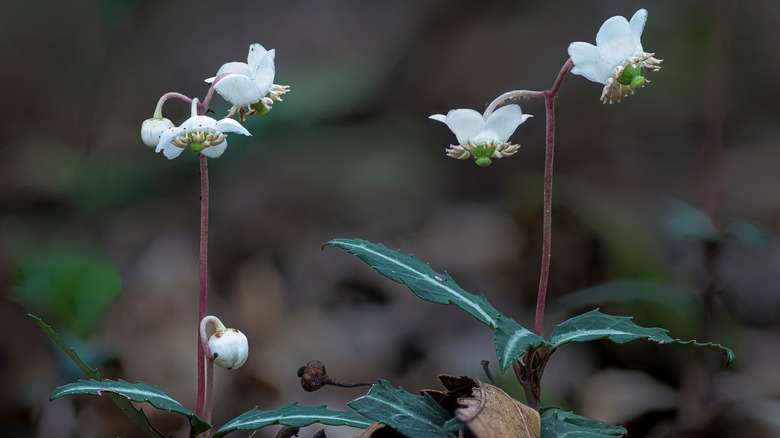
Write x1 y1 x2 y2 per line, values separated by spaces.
629 9 648 53
247 43 268 67
486 105 529 143
252 49 276 95
180 115 218 131
162 145 185 160
214 62 252 79
155 127 186 160
472 130 500 144
214 74 262 107
155 127 179 154
595 15 637 67
201 140 228 158
444 109 486 145
216 118 251 136
568 42 612 84
428 114 447 123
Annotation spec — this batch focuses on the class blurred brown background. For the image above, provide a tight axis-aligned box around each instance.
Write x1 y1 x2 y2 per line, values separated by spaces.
2 0 780 436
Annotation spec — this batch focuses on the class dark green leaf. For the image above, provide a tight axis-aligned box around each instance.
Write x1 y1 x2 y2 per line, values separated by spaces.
348 380 457 438
541 410 626 437
51 380 209 435
104 393 170 438
213 403 372 437
494 316 547 372
29 314 101 380
325 239 500 328
32 315 167 437
549 309 673 349
549 310 734 365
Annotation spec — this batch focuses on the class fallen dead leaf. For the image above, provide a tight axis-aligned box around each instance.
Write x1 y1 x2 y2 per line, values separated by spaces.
455 378 540 438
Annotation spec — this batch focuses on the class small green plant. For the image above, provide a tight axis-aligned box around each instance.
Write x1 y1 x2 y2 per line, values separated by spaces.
31 8 734 438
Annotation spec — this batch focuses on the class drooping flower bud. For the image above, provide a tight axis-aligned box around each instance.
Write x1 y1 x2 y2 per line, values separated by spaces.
141 117 175 147
208 328 249 370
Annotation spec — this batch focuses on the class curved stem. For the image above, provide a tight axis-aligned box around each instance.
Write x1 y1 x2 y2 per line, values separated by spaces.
199 316 224 438
550 59 574 96
483 90 545 119
153 92 193 118
201 73 231 113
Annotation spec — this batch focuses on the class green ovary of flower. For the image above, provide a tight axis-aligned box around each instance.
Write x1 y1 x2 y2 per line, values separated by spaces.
188 131 207 152
616 64 645 90
472 144 497 167
250 102 271 117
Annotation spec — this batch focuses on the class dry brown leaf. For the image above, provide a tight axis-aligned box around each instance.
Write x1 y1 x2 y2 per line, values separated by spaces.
422 375 477 412
455 380 540 438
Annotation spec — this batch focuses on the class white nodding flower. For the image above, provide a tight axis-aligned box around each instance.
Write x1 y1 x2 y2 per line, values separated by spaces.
208 328 249 370
155 115 251 159
141 117 175 147
429 104 532 167
568 9 662 104
205 43 290 120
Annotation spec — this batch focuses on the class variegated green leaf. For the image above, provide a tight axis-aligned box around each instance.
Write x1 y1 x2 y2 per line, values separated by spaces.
550 309 734 364
325 239 500 327
31 315 168 437
214 403 372 437
494 316 547 372
349 380 458 438
51 379 209 435
541 410 626 437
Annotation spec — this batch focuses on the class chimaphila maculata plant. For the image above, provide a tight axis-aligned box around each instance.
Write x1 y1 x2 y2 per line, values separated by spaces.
32 9 733 438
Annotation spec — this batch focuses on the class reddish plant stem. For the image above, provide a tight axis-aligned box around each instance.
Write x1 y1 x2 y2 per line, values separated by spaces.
532 58 572 336
194 154 210 434
483 90 545 118
533 91 556 336
199 316 219 438
550 59 574 96
157 92 193 108
200 73 230 113
515 58 573 407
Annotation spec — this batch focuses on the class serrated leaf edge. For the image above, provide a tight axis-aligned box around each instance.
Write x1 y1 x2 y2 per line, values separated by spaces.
327 239 498 327
214 403 373 437
348 380 455 436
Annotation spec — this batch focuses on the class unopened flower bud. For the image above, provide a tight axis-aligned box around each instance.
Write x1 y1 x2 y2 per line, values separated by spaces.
141 117 175 147
208 328 249 370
